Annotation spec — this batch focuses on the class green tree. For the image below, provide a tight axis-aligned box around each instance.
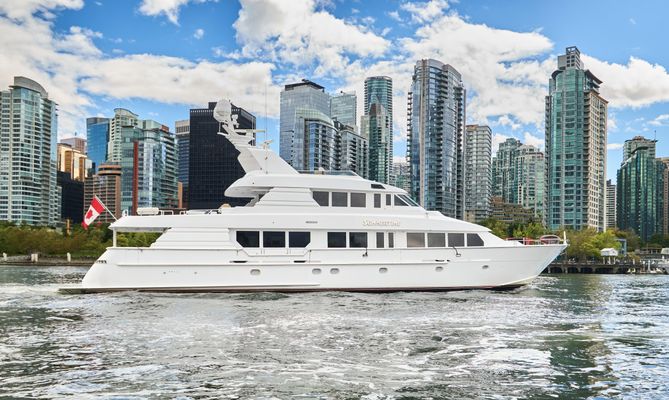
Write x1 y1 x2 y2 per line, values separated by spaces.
479 218 510 238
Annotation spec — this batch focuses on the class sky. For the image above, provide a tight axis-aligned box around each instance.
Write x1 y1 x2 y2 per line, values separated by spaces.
1 0 669 182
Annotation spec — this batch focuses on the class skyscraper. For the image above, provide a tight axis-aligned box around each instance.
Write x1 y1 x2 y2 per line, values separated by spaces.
334 121 368 178
545 46 608 231
659 158 669 235
119 119 178 213
617 136 664 240
175 119 189 208
464 125 492 222
279 80 330 168
492 138 522 202
86 117 109 173
60 137 86 153
364 76 393 184
606 179 617 230
407 60 466 219
0 77 61 226
513 145 545 220
330 91 357 128
57 143 88 181
108 108 139 163
189 102 256 209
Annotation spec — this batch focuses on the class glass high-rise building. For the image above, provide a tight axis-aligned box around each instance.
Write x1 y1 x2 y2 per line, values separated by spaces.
86 117 109 173
0 77 61 226
464 125 492 222
492 138 521 202
364 76 393 184
119 119 178 213
407 60 466 219
175 119 189 208
330 91 357 128
606 179 617 229
334 121 368 178
189 102 256 209
617 137 664 240
108 108 139 163
545 46 608 231
279 80 330 169
513 145 546 221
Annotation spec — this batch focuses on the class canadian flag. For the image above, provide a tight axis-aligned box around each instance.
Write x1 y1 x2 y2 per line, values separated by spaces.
82 196 106 229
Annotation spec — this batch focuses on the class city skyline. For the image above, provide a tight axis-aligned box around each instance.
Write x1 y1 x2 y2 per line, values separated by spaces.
2 1 669 183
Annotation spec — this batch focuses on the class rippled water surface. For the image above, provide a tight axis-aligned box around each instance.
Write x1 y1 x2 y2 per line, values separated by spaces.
1 266 669 399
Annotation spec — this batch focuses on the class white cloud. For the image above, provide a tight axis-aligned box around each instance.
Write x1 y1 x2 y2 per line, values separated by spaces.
582 55 669 108
400 0 449 23
138 0 214 25
607 143 623 150
523 131 543 150
629 18 636 25
648 114 669 126
0 3 280 138
388 11 402 21
193 28 204 39
0 0 83 21
233 0 389 77
496 115 521 130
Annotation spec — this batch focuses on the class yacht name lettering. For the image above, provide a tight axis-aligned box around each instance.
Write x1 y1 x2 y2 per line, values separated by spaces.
362 220 400 227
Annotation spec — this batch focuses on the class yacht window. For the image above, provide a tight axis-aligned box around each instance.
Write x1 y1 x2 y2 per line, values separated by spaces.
236 231 259 248
386 194 392 206
400 195 420 207
407 232 425 248
394 195 408 206
328 232 346 248
349 232 368 248
289 232 311 248
351 192 366 207
376 232 384 248
374 193 381 208
467 233 484 247
263 231 285 248
448 233 465 247
428 233 446 248
388 232 394 248
313 191 329 206
332 192 348 207
371 183 385 189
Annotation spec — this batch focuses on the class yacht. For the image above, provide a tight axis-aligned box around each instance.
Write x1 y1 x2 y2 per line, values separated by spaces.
68 100 567 293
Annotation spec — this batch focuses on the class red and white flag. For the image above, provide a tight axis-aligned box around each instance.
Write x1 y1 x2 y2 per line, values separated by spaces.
82 196 106 229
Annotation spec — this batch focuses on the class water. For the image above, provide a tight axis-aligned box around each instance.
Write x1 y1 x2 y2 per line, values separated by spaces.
1 267 668 399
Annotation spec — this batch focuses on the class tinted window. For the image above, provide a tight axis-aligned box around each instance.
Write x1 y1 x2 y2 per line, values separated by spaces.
263 231 285 248
394 195 408 206
328 232 346 248
407 232 425 248
351 192 366 207
448 233 465 247
428 233 446 247
371 183 385 189
332 192 348 207
313 191 329 206
388 232 394 248
401 195 419 207
289 232 311 248
349 232 368 248
386 194 392 206
467 233 484 247
376 232 384 248
237 231 259 247
374 193 381 208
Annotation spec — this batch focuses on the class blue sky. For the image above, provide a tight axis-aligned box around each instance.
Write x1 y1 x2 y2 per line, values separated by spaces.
1 0 669 181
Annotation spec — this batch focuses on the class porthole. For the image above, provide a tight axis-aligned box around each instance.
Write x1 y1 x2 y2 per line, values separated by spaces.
482 265 489 270
250 269 261 276
435 266 444 272
330 268 340 275
379 267 388 274
312 268 321 275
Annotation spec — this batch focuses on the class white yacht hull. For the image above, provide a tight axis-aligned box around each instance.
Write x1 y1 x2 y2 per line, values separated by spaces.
70 244 566 293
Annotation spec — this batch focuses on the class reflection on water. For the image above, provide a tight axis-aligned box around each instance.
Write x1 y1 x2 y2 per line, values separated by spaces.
1 267 668 399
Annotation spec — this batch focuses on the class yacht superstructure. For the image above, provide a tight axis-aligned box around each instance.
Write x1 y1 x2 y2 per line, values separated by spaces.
71 100 566 293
